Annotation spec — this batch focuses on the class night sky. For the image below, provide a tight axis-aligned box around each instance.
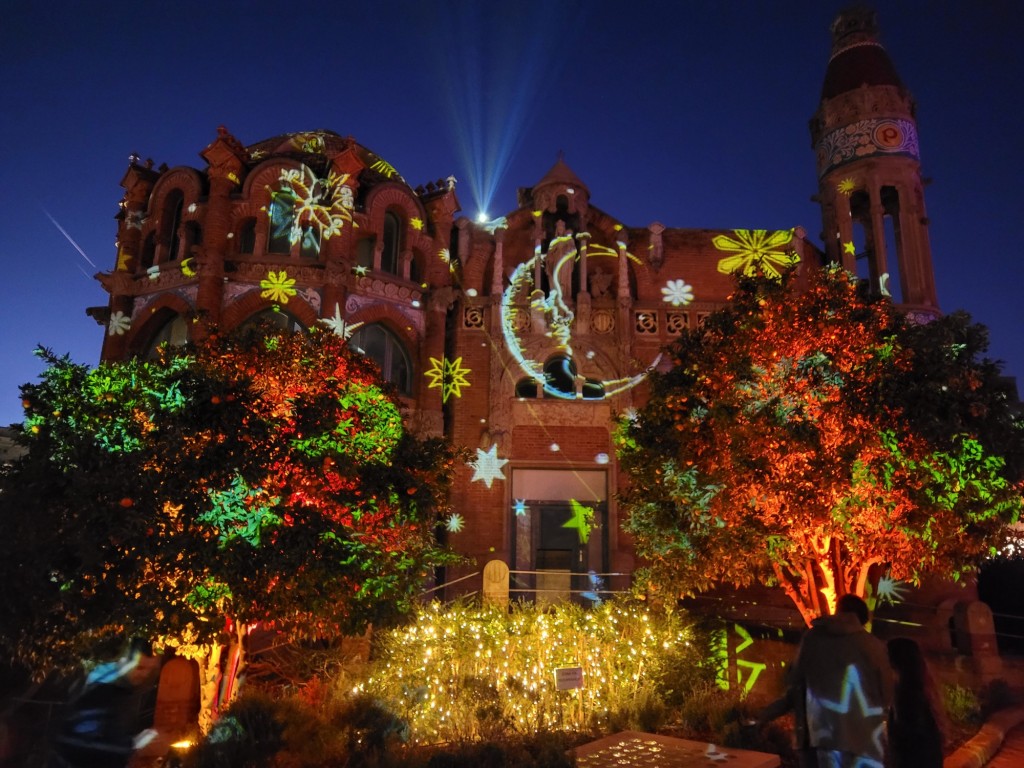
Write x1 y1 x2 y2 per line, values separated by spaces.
2 1 1021 427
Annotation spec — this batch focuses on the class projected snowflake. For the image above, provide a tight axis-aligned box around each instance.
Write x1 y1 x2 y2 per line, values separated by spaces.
713 229 799 279
468 444 508 488
445 513 464 533
260 270 297 304
513 499 529 517
424 356 471 403
563 499 595 544
500 235 660 399
875 574 907 605
318 303 363 340
661 279 695 307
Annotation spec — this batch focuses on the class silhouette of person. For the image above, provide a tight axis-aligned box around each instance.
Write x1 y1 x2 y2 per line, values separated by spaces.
767 594 894 768
887 637 944 768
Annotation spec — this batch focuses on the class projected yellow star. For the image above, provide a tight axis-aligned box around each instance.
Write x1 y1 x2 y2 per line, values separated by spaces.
410 217 424 231
260 270 297 304
563 499 595 544
844 241 857 255
838 178 857 195
469 444 508 488
424 356 471 403
713 229 799 279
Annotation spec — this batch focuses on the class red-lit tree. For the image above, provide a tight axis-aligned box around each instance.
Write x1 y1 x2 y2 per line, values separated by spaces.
617 266 1022 626
0 326 461 727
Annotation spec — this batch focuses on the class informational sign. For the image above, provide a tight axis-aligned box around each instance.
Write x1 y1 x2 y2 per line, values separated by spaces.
554 666 584 691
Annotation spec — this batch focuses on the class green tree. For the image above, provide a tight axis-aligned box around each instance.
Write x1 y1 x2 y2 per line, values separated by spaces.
0 327 461 727
617 266 1022 626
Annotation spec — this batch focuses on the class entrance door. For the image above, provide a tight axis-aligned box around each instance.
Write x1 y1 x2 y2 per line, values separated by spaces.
511 469 607 605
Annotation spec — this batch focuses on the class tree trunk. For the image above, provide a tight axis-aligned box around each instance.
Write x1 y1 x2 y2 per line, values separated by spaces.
193 622 251 733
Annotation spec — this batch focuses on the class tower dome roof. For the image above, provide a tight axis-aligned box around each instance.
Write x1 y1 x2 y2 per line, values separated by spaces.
534 154 588 195
820 7 904 100
245 130 406 183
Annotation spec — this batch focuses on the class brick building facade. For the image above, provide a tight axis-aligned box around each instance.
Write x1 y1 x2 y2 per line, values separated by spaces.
89 8 938 600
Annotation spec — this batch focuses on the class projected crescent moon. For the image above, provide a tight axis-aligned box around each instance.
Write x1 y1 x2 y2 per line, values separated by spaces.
500 238 660 399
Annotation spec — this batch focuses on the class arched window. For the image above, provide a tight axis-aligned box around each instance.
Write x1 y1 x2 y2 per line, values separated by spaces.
515 355 605 400
139 233 156 271
164 192 184 262
238 218 256 254
349 323 412 396
267 186 298 254
238 308 305 334
356 238 374 272
381 212 401 274
142 314 190 359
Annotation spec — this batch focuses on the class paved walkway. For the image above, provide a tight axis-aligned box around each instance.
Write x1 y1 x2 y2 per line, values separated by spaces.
985 722 1024 767
944 707 1024 768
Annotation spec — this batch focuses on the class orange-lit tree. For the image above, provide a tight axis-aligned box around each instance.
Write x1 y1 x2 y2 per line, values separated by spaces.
0 327 461 727
617 266 1022 626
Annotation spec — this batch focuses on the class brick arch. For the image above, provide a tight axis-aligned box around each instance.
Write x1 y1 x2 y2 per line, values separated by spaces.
240 158 308 203
148 167 205 215
220 290 319 333
363 184 426 234
345 302 420 352
125 293 194 358
228 200 259 230
343 306 422 399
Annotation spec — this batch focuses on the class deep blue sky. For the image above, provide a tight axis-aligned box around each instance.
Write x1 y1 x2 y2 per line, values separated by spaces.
2 1 1021 426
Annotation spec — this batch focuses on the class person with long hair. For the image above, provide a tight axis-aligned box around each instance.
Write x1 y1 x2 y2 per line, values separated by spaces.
887 637 945 767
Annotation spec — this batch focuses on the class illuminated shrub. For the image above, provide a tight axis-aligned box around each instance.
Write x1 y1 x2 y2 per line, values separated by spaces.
361 598 707 743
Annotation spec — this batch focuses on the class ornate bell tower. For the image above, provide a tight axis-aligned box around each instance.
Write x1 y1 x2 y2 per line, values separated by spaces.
811 7 938 314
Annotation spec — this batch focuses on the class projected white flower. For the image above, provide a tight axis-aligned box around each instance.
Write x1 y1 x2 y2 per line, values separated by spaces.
661 279 695 306
108 311 131 337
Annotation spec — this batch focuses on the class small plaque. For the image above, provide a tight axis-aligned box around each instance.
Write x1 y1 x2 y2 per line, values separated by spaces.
554 666 584 690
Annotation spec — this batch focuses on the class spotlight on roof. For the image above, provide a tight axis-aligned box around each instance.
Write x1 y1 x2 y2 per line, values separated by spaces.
476 212 489 223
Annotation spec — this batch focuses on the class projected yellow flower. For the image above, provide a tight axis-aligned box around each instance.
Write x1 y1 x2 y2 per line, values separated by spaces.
260 270 297 304
713 229 798 279
424 356 471 403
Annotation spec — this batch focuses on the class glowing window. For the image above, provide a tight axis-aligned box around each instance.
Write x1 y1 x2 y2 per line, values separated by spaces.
382 212 401 274
515 356 605 400
267 186 298 254
350 324 412 396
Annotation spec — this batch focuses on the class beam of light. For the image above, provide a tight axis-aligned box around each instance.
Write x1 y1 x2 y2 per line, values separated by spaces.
428 2 590 218
42 206 98 270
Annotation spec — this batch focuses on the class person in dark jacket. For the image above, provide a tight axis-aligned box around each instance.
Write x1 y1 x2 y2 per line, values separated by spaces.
886 637 944 768
781 594 894 768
